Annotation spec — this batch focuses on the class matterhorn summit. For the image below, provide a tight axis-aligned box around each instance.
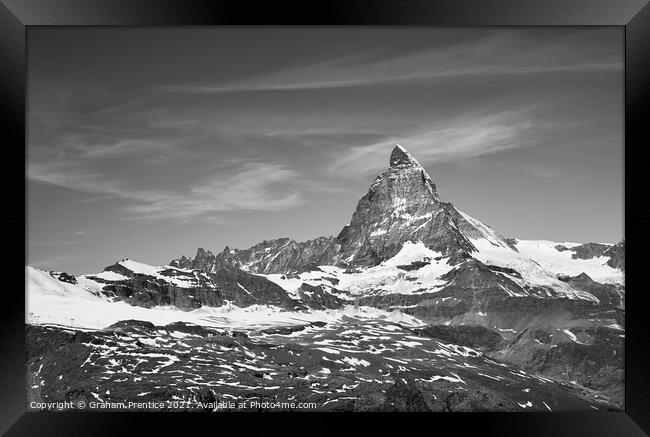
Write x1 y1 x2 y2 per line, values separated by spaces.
389 143 425 168
320 145 513 267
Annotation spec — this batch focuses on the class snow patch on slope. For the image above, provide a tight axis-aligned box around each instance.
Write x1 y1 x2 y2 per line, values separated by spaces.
27 267 104 300
383 241 439 267
91 271 130 281
112 260 201 288
329 242 453 296
263 242 453 297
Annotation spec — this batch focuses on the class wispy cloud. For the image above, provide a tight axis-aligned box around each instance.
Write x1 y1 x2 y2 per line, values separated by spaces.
27 27 621 231
170 62 620 95
164 30 621 95
76 138 176 159
28 161 303 220
125 162 302 219
495 160 561 179
329 110 537 176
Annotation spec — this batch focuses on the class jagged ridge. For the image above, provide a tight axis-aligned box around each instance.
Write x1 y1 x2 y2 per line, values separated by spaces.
171 236 334 274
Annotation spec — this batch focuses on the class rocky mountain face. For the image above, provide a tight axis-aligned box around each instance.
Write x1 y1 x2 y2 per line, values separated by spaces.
97 262 305 310
318 145 514 267
27 144 626 409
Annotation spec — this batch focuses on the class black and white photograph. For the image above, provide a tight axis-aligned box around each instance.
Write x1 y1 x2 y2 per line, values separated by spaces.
26 27 625 413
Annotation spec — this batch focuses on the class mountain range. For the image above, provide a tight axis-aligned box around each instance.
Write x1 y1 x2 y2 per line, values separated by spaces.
26 145 625 411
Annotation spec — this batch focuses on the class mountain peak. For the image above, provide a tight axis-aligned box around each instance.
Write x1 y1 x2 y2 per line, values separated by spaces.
390 144 422 168
195 247 214 258
316 144 522 267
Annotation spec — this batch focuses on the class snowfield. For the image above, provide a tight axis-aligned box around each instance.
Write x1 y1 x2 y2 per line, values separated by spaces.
468 238 601 302
514 240 624 285
26 267 423 331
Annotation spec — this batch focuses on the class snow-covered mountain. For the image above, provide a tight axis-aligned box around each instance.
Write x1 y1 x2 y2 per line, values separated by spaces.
26 144 626 410
28 144 624 326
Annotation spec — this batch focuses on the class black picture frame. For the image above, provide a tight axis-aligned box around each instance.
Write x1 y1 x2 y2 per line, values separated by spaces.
2 0 649 435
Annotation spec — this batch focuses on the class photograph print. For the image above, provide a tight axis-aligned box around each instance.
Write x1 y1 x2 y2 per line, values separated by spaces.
26 27 624 412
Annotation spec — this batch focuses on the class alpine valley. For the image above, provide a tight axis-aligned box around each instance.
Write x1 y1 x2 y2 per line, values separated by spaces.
26 145 625 412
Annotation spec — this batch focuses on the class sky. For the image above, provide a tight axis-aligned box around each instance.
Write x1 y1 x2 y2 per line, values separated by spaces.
27 27 624 274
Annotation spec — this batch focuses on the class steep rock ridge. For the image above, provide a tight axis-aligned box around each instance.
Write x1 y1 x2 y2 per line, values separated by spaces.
170 248 218 272
319 145 515 268
171 236 334 274
603 240 625 271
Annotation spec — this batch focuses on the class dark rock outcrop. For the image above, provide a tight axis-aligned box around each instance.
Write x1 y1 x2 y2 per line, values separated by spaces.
568 243 610 260
297 283 344 310
49 271 77 285
568 273 624 307
604 240 625 271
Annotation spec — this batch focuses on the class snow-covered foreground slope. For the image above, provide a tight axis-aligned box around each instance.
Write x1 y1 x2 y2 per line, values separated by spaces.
26 266 422 330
